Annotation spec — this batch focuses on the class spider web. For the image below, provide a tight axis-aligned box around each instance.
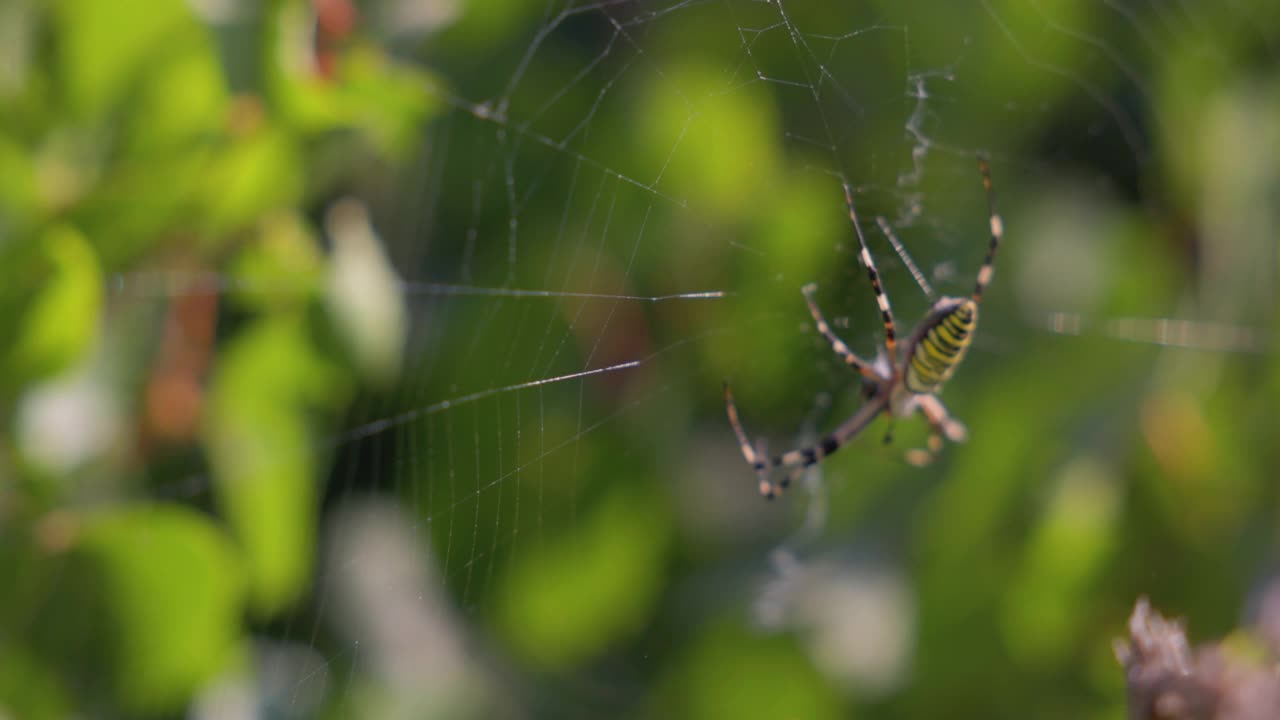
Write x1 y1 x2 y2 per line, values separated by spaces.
112 0 1280 716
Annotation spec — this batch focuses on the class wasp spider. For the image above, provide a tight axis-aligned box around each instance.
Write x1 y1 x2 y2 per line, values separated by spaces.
725 158 1004 499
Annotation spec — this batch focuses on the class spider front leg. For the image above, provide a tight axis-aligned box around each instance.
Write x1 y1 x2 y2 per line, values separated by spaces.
903 394 968 467
800 283 881 383
842 183 900 376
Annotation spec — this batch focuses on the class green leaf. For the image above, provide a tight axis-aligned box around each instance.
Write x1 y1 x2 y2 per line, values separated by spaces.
227 211 326 312
205 316 349 615
493 484 669 668
337 45 440 157
634 61 780 219
657 622 845 720
52 0 193 119
1002 455 1120 667
265 2 353 135
265 5 438 157
122 25 227 152
75 504 246 715
0 134 40 229
199 126 304 235
9 224 101 382
0 648 74 720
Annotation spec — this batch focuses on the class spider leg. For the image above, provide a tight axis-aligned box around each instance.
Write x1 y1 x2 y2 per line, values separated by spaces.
842 183 898 372
904 394 968 467
973 156 1004 304
778 466 804 490
881 418 896 445
724 382 778 498
753 437 781 498
773 393 890 470
801 283 881 382
903 432 944 468
724 382 891 499
876 215 935 301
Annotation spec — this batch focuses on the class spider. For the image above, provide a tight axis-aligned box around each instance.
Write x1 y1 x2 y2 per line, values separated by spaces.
724 157 1004 499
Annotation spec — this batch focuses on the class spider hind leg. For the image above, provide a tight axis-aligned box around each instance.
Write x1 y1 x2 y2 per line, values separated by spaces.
724 381 892 498
902 394 967 466
724 382 784 498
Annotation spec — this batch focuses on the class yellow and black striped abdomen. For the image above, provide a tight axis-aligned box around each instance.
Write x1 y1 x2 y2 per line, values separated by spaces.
905 299 978 394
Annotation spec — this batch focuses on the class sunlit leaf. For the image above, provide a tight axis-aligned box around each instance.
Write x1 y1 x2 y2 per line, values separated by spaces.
635 61 780 219
75 504 246 715
266 1 353 134
52 0 193 119
122 26 227 151
493 483 670 668
9 224 101 382
0 135 40 229
199 126 304 235
656 622 844 720
228 210 326 312
1002 455 1120 667
205 316 349 615
338 44 441 157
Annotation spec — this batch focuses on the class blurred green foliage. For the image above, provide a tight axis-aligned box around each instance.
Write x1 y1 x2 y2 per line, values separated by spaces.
1 0 434 715
1 0 1280 718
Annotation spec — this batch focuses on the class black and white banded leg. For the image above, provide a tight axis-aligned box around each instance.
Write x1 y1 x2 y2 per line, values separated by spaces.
843 183 898 371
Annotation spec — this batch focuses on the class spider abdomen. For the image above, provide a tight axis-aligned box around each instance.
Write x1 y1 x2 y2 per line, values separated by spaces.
905 299 978 394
